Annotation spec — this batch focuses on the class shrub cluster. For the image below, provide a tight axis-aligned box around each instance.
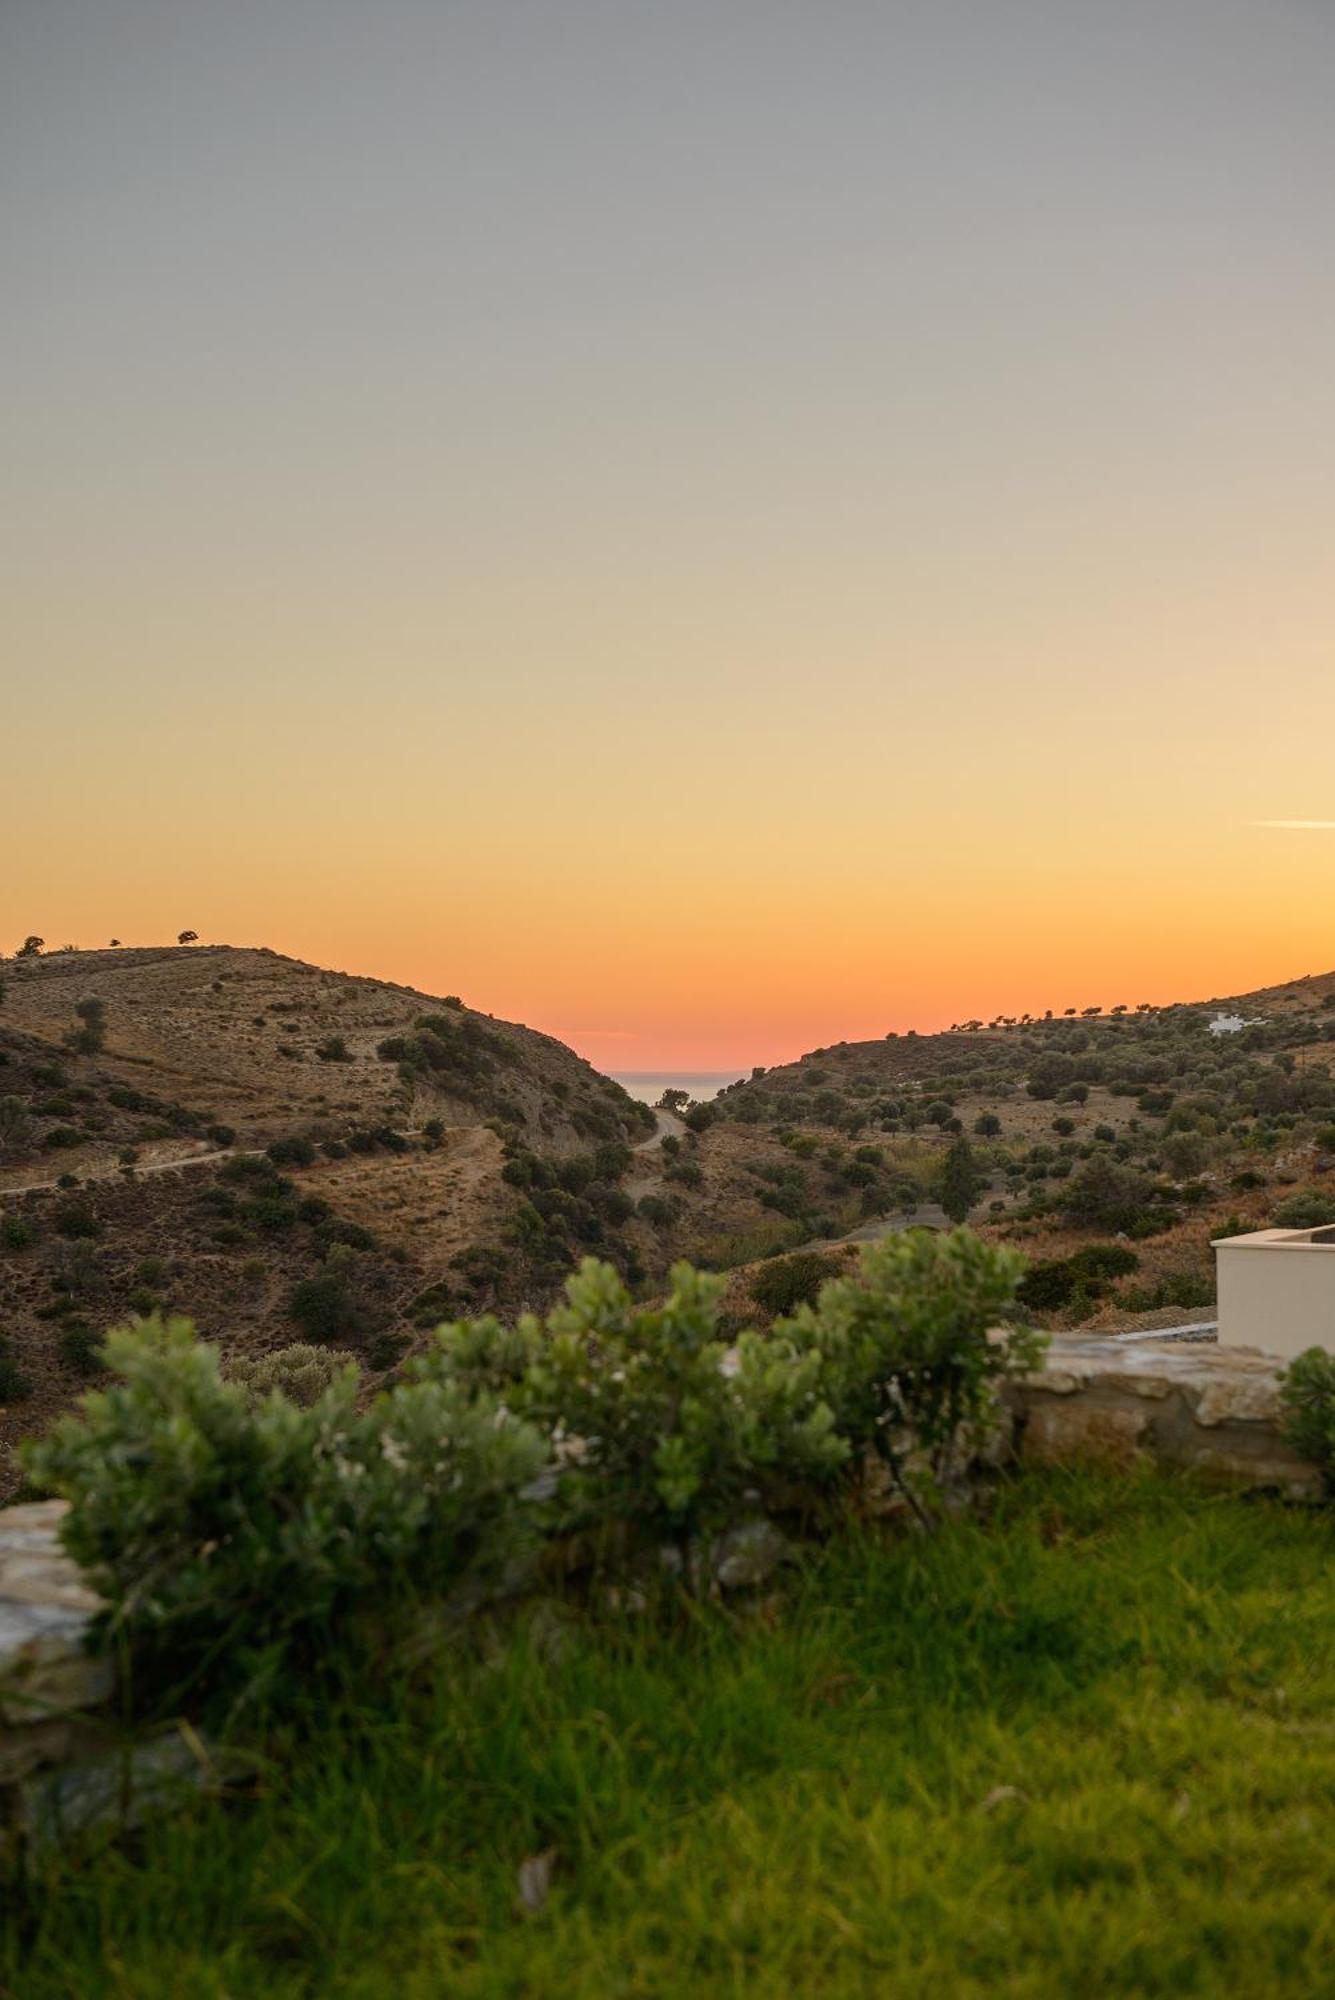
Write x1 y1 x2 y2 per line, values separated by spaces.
26 1230 1039 1706
1281 1348 1335 1494
1272 1189 1335 1229
499 1141 641 1289
749 1250 844 1317
28 1321 544 1709
376 1012 520 1104
0 1334 32 1402
1016 1243 1139 1314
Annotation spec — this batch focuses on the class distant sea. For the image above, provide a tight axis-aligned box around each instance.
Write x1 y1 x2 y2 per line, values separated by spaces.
612 1071 745 1106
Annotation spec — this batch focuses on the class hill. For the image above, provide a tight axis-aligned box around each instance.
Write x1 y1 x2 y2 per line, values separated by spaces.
9 943 1335 1496
1209 966 1335 1016
619 973 1335 1334
0 945 655 1495
0 944 651 1158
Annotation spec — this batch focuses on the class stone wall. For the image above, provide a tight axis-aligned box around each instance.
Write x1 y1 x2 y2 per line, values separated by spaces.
1004 1335 1321 1499
1 1501 215 1868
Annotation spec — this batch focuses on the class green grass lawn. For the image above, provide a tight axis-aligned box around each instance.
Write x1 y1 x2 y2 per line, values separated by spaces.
6 1468 1335 1997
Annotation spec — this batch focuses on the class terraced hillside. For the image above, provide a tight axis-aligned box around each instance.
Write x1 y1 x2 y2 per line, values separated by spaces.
0 945 655 1494
0 944 651 1163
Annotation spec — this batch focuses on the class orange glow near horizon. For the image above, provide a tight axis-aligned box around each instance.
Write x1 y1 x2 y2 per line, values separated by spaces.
7 834 1335 1074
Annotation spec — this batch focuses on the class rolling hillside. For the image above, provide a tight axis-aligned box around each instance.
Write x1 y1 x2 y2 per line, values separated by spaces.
0 945 654 1495
624 972 1335 1337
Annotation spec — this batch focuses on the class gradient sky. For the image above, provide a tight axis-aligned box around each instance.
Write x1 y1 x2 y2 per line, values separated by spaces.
4 2 1334 1067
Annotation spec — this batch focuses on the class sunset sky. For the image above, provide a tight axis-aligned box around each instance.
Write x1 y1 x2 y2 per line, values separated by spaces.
5 1 1334 1068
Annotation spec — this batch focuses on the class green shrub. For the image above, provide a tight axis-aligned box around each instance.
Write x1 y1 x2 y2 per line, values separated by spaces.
316 1216 379 1254
54 1200 100 1240
781 1230 1041 1524
225 1343 357 1408
315 1036 351 1063
408 1279 457 1327
26 1317 546 1705
750 1251 843 1317
1060 1158 1159 1234
430 1260 846 1551
1162 1132 1209 1179
64 997 108 1056
1116 1273 1214 1312
347 1126 409 1156
1017 1243 1143 1318
0 1095 33 1152
57 1320 102 1375
1071 1243 1140 1282
1016 1260 1079 1312
637 1194 679 1228
1273 1190 1335 1229
1 1215 33 1252
267 1135 317 1168
289 1255 367 1343
23 1239 1054 1707
1280 1347 1335 1492
0 1337 32 1402
940 1135 983 1223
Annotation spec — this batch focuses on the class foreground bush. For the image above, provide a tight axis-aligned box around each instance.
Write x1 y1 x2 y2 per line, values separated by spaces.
23 1233 1042 1705
428 1259 847 1551
26 1318 545 1706
1280 1347 1335 1494
780 1230 1040 1524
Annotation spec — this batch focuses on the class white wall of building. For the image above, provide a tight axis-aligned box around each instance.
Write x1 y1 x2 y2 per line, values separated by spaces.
1214 1229 1335 1359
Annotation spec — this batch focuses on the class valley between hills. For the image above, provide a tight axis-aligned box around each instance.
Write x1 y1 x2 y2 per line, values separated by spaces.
4 941 1335 1498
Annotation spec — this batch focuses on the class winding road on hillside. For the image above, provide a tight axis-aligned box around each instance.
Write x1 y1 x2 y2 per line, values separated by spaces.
633 1108 687 1151
0 1142 241 1199
2 1108 685 1202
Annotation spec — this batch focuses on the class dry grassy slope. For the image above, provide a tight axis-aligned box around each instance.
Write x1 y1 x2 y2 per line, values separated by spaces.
1 944 648 1162
1211 967 1335 1014
0 946 657 1495
673 979 1335 1339
0 1121 537 1500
